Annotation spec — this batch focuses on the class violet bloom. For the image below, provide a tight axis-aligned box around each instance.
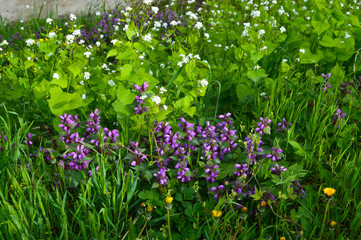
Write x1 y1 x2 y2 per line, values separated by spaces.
175 161 191 183
321 73 332 92
24 133 33 146
332 108 346 128
270 163 287 176
234 163 248 178
290 180 306 198
210 185 225 199
205 164 219 182
266 147 283 162
134 81 149 93
276 118 292 132
153 167 169 186
255 117 271 135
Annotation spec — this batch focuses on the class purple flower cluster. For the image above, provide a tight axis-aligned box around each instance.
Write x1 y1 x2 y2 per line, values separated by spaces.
210 184 225 199
266 147 283 162
270 163 287 176
134 82 149 114
255 117 271 135
245 134 264 165
321 73 332 92
290 180 306 198
57 109 118 172
128 114 237 186
332 108 346 128
0 131 8 151
276 118 292 132
24 133 33 146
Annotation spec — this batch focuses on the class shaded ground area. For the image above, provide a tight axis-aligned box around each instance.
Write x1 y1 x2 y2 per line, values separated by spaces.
0 0 127 22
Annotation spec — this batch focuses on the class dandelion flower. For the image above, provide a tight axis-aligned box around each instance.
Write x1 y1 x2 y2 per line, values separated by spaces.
165 196 173 205
323 188 336 198
212 209 222 218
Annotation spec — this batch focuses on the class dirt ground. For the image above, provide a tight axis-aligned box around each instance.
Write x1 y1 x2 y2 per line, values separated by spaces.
0 0 128 22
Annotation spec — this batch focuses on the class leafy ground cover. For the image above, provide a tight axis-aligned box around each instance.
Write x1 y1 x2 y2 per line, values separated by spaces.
0 0 361 239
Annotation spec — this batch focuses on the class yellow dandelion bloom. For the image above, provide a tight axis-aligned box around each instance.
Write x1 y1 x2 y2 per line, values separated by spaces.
165 196 173 205
330 220 337 228
280 237 286 240
260 201 267 207
241 207 247 213
146 205 153 213
323 188 336 198
212 209 222 218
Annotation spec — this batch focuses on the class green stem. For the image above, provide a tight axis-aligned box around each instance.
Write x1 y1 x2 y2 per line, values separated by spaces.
137 219 148 239
167 211 172 240
320 201 330 239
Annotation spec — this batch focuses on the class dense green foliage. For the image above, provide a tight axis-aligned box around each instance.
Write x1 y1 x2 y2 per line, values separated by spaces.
0 0 361 239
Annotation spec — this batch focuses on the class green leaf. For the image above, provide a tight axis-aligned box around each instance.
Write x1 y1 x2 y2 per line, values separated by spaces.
126 24 138 40
311 20 330 36
348 15 361 28
112 83 136 115
48 86 86 115
250 187 264 200
319 35 341 48
247 69 268 83
107 49 118 59
288 140 307 156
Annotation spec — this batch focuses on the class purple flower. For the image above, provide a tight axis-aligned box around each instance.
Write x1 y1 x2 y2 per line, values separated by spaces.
290 180 306 198
210 184 225 199
255 117 271 135
332 108 346 128
153 167 169 186
276 118 292 132
270 163 287 176
205 164 219 182
175 161 191 183
266 147 283 162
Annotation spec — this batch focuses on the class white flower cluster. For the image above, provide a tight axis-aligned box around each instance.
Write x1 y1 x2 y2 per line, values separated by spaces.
84 52 91 58
26 39 35 46
84 72 90 80
69 14 77 21
143 33 152 43
152 95 161 105
160 86 167 94
144 0 153 5
1 40 9 46
198 79 208 88
46 18 53 24
177 53 201 67
108 80 115 87
48 32 56 39
53 73 60 79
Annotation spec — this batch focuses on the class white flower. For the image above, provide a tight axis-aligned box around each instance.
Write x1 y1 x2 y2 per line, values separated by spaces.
160 86 167 94
84 52 91 58
84 72 90 80
258 29 266 37
66 34 75 43
152 95 161 105
140 93 147 100
204 33 209 39
69 14 77 21
280 26 286 33
96 41 101 47
1 40 8 46
79 39 85 45
46 18 53 24
80 81 84 85
26 39 35 46
143 33 152 43
198 79 208 88
254 65 261 70
300 48 305 54
108 80 115 86
82 94 86 100
27 57 31 61
260 92 266 96
96 11 101 16
26 5 30 8
111 39 118 45
53 73 60 79
345 32 351 39
73 29 81 36
126 7 132 11
152 6 159 14
0 48 3 51
149 70 153 75
48 32 56 39
283 59 288 62
163 105 168 110
160 63 165 68
144 0 153 5
195 22 203 29
250 10 261 18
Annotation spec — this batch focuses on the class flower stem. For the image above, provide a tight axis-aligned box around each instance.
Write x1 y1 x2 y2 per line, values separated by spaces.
137 219 148 239
167 211 172 240
320 201 330 239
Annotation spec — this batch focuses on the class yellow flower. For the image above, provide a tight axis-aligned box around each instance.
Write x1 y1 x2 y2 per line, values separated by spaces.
165 196 173 205
330 220 337 228
260 201 267 207
280 237 286 240
39 38 44 42
212 209 222 219
140 202 146 208
323 188 336 198
146 205 153 213
241 207 247 213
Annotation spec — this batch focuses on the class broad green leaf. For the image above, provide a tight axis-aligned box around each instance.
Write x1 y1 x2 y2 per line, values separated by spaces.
107 49 118 59
48 86 86 115
247 69 268 83
311 20 330 36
